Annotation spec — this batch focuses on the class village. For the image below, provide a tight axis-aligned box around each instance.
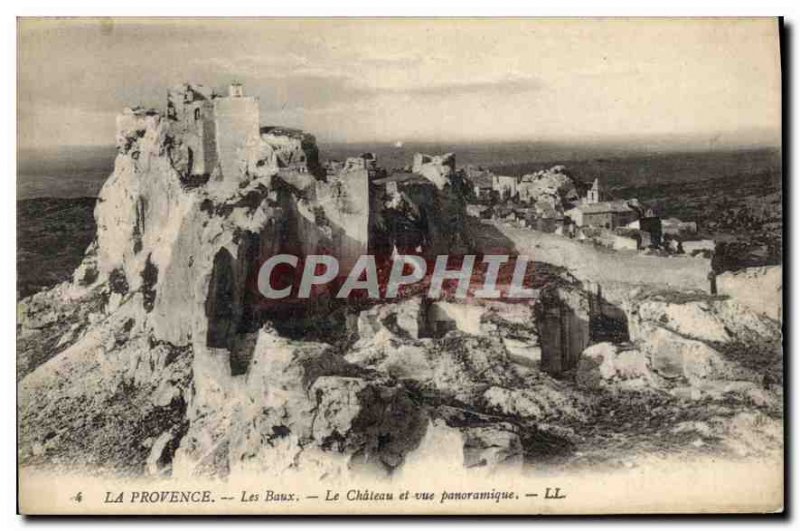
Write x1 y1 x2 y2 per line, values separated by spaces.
460 165 715 258
316 144 717 264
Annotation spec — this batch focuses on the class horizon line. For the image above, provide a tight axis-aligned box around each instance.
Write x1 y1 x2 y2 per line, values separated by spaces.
18 138 782 153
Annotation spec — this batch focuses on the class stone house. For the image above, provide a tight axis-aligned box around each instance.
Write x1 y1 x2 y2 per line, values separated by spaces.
565 201 638 229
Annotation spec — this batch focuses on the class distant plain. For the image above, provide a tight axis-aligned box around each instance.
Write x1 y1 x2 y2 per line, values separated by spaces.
16 142 782 297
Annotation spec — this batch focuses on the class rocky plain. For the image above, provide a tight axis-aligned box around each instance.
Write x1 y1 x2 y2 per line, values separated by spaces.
17 85 783 483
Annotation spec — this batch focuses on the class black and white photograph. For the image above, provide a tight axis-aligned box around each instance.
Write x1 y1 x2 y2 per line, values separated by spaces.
15 16 784 515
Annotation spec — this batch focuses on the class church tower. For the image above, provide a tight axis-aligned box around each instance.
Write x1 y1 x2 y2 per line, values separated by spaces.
587 178 601 204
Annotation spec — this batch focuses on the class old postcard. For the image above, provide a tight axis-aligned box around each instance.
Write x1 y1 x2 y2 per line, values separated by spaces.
17 17 783 515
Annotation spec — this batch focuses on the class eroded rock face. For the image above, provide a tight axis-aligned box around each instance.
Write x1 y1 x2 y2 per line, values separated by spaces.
17 83 784 479
717 265 782 321
172 318 552 478
172 325 435 478
517 165 580 214
18 84 377 477
373 158 473 258
412 152 456 189
620 288 781 394
18 297 192 475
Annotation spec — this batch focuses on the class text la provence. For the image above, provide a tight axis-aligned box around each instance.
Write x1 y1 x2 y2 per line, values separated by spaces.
103 489 395 503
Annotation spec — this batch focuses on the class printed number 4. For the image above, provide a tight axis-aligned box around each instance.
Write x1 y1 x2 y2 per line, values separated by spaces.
72 492 82 503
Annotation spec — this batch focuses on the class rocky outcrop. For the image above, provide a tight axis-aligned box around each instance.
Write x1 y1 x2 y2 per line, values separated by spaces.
412 153 456 190
372 154 473 257
616 288 782 404
575 342 657 391
18 298 192 475
17 84 376 477
380 189 472 256
260 126 323 178
516 165 580 215
17 82 784 479
16 84 535 478
172 327 434 478
717 265 782 321
346 298 589 423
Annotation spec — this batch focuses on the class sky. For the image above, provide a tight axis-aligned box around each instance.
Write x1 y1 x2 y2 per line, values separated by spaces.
18 18 782 149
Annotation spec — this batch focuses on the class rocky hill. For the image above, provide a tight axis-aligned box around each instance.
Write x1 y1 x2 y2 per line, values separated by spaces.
17 84 783 480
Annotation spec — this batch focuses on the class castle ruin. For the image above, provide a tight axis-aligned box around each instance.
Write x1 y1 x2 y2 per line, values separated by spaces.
165 82 260 186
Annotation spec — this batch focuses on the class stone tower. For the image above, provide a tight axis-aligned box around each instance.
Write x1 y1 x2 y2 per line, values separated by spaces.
213 83 260 184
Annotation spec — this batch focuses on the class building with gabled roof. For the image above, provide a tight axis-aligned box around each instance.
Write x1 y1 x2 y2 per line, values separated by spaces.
565 200 638 229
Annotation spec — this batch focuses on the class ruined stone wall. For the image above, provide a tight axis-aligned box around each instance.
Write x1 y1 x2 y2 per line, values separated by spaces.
261 128 322 178
166 85 217 176
281 167 371 273
316 169 370 271
198 109 218 175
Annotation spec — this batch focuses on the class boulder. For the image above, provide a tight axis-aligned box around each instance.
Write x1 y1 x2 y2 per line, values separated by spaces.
717 266 782 321
461 425 523 470
310 376 429 473
630 297 779 347
637 324 733 382
357 297 427 340
636 300 732 343
575 342 655 390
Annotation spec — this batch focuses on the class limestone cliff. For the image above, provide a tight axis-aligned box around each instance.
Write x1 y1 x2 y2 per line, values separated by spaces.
19 84 376 476
17 83 783 479
372 152 473 257
17 85 545 478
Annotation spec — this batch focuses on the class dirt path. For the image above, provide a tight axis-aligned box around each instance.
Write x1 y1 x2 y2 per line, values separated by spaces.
482 221 712 301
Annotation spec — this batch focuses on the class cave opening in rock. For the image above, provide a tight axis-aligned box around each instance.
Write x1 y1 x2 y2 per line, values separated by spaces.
205 232 283 376
535 292 590 378
205 248 239 352
536 285 631 378
187 147 195 175
589 300 630 343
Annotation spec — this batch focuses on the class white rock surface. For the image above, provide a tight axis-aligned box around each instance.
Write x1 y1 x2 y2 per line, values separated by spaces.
717 266 782 321
576 342 656 390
